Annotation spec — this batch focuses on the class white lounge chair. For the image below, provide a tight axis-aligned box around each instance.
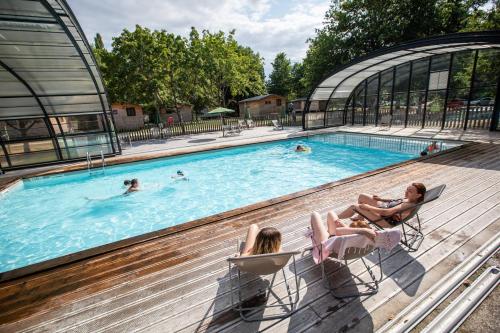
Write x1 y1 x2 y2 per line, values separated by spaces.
227 250 301 321
246 119 255 129
271 119 284 130
238 119 247 130
379 114 392 130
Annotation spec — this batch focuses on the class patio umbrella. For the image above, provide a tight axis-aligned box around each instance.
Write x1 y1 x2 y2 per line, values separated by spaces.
207 107 235 125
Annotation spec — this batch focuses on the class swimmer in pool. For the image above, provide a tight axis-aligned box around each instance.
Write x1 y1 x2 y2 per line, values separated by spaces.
295 145 311 153
171 170 188 181
124 178 140 194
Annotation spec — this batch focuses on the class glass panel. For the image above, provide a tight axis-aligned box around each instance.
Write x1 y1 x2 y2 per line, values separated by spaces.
380 69 393 95
410 59 430 91
425 90 446 127
428 71 449 90
54 115 105 134
365 94 378 125
366 75 379 95
431 54 451 72
394 63 410 92
0 118 50 140
407 91 426 126
450 50 475 89
443 89 469 128
4 140 57 166
0 0 51 17
353 85 365 124
467 86 496 129
474 49 500 88
392 92 408 126
60 144 112 159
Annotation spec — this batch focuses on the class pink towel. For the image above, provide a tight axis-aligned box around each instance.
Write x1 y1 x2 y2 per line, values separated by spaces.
307 229 401 264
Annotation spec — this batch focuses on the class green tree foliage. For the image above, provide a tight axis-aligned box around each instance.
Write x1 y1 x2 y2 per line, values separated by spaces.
267 52 292 97
302 0 497 93
290 62 308 99
93 26 266 127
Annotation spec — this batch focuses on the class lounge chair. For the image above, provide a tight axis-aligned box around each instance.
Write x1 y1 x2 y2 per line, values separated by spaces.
379 114 392 130
305 231 400 298
271 119 284 130
231 123 242 134
238 119 247 130
246 119 255 129
354 184 446 252
222 125 237 137
227 250 301 321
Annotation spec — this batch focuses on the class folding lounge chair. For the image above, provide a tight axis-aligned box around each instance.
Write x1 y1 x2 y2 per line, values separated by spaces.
238 119 247 130
305 234 384 298
379 114 392 130
227 251 301 321
354 184 446 252
246 119 255 129
222 124 236 137
271 119 284 130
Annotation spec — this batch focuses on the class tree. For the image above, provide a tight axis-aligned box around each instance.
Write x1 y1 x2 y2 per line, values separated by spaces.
267 52 292 98
290 62 308 99
302 0 494 93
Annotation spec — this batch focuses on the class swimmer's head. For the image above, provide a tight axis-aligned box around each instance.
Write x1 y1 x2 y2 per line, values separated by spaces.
177 170 184 176
131 178 139 186
124 180 131 186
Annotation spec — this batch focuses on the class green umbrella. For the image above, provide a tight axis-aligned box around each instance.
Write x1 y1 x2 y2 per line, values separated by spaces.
208 107 235 125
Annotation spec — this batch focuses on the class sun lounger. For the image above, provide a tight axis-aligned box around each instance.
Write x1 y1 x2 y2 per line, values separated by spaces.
227 250 301 321
354 184 446 252
305 230 400 298
379 114 392 130
245 119 255 129
222 124 238 137
238 119 247 130
271 119 284 130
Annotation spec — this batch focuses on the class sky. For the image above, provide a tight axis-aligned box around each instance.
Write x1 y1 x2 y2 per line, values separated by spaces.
67 0 331 77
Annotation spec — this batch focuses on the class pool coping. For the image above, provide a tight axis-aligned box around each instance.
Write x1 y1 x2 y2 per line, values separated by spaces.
0 132 473 282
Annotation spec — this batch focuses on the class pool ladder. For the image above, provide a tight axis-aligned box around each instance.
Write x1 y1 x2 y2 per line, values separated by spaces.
86 151 106 175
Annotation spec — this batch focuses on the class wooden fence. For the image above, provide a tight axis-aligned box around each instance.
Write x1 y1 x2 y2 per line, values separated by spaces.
117 116 301 143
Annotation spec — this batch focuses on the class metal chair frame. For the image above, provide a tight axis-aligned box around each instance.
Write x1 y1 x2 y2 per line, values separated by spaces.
227 252 300 322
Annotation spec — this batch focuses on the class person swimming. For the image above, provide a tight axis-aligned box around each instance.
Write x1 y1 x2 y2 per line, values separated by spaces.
420 141 439 156
171 170 188 181
295 145 311 153
124 178 140 194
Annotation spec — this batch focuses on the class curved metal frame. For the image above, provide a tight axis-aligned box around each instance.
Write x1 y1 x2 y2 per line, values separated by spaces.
303 31 500 131
0 0 120 170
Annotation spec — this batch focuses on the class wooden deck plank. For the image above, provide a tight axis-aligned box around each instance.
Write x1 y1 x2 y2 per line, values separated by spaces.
0 142 498 333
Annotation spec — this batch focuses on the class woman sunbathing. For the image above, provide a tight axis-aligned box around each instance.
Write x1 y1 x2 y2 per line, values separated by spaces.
309 210 376 246
338 183 426 228
240 224 282 256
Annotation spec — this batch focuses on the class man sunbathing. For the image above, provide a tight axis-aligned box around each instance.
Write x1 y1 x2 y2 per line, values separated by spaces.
338 183 426 228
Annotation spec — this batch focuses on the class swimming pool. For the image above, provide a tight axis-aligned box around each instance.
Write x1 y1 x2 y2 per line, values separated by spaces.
0 133 460 274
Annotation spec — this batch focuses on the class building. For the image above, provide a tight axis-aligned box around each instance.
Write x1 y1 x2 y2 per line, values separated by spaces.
291 98 327 113
159 104 193 124
239 94 286 118
111 103 145 130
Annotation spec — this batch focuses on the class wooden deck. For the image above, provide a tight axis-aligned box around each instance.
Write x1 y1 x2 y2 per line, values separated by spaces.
0 141 499 333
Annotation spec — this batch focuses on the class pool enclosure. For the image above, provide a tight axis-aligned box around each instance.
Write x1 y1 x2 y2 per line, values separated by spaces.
304 31 500 132
0 0 120 172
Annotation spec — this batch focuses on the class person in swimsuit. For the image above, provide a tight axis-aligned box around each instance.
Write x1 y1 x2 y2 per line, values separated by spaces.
240 224 282 256
295 145 311 153
337 183 427 228
309 210 376 246
124 178 139 194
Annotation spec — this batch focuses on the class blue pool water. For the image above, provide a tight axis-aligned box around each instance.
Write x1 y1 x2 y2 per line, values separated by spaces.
0 133 458 272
